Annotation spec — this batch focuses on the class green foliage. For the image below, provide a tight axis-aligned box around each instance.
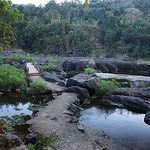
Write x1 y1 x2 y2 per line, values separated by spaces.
40 65 56 72
1 114 26 126
28 104 40 110
30 79 47 94
46 57 64 68
96 79 120 95
2 124 13 131
0 66 26 90
0 0 23 49
0 58 3 65
6 54 34 61
12 0 150 58
27 132 58 150
84 68 97 74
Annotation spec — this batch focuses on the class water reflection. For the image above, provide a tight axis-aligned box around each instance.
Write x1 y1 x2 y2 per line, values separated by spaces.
0 92 34 117
79 100 150 150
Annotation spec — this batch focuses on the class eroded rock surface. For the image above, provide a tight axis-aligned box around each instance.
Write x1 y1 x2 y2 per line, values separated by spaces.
27 93 128 150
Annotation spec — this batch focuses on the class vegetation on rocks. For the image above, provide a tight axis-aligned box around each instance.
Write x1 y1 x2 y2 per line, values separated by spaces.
0 66 26 91
96 79 120 95
84 68 97 74
40 65 56 72
30 79 47 94
0 114 26 126
5 54 34 62
27 132 58 150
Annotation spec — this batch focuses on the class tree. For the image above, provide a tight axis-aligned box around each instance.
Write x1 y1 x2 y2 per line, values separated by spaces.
0 0 23 52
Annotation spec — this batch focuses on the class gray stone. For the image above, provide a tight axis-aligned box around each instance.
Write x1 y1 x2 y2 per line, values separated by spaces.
77 124 85 132
144 111 150 125
25 133 38 143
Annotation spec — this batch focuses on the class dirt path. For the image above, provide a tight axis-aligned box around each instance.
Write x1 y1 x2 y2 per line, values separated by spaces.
27 92 128 150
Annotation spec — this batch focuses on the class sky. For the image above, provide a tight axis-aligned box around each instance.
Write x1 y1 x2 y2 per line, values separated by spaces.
11 0 63 6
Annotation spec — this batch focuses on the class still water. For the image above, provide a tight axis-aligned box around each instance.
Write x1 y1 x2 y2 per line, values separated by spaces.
79 100 150 150
0 92 33 117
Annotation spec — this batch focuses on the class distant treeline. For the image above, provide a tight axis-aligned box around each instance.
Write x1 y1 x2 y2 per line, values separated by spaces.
13 0 150 58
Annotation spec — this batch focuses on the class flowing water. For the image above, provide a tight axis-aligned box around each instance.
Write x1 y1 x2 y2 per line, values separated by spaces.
79 100 150 150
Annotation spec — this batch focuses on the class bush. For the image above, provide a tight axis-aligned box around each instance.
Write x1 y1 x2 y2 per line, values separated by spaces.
96 79 119 95
27 132 58 150
45 57 64 68
40 65 56 72
0 66 26 90
84 68 97 74
6 54 34 62
30 79 47 94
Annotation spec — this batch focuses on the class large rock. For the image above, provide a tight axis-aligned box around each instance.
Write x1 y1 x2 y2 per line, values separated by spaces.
63 86 91 106
102 95 150 113
66 74 97 93
102 88 150 113
75 59 95 71
0 133 22 150
41 71 65 86
63 58 150 76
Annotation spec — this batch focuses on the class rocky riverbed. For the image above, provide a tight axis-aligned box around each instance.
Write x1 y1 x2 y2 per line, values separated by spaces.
0 51 150 149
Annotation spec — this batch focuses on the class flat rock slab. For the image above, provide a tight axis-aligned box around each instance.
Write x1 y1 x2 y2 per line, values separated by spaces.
26 62 39 75
67 73 150 90
27 93 128 150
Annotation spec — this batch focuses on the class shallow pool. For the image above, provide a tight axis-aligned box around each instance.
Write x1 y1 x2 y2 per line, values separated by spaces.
0 92 33 117
79 100 150 150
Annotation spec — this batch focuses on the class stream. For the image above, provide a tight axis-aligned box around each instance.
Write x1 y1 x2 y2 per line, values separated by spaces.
79 100 150 150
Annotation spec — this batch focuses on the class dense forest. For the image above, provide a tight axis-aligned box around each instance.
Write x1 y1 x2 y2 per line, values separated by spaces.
12 0 150 59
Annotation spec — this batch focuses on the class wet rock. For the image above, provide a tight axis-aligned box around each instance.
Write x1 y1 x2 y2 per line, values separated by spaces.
77 124 85 132
25 132 38 143
144 112 150 125
75 59 95 71
66 70 82 78
24 115 32 121
103 95 150 113
68 103 83 117
0 133 22 150
66 74 96 91
113 88 150 101
63 86 91 105
63 58 150 76
63 59 78 71
41 71 65 86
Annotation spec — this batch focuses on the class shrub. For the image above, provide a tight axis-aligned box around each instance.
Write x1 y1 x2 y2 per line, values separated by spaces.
96 79 119 95
45 57 64 68
0 66 26 90
84 68 97 74
30 79 47 94
40 65 56 72
5 54 34 62
27 132 58 150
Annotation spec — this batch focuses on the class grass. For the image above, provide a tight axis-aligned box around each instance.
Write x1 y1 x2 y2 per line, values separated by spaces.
27 132 58 150
5 54 34 62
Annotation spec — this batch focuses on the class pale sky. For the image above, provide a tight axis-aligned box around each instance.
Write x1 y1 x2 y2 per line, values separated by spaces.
11 0 63 6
